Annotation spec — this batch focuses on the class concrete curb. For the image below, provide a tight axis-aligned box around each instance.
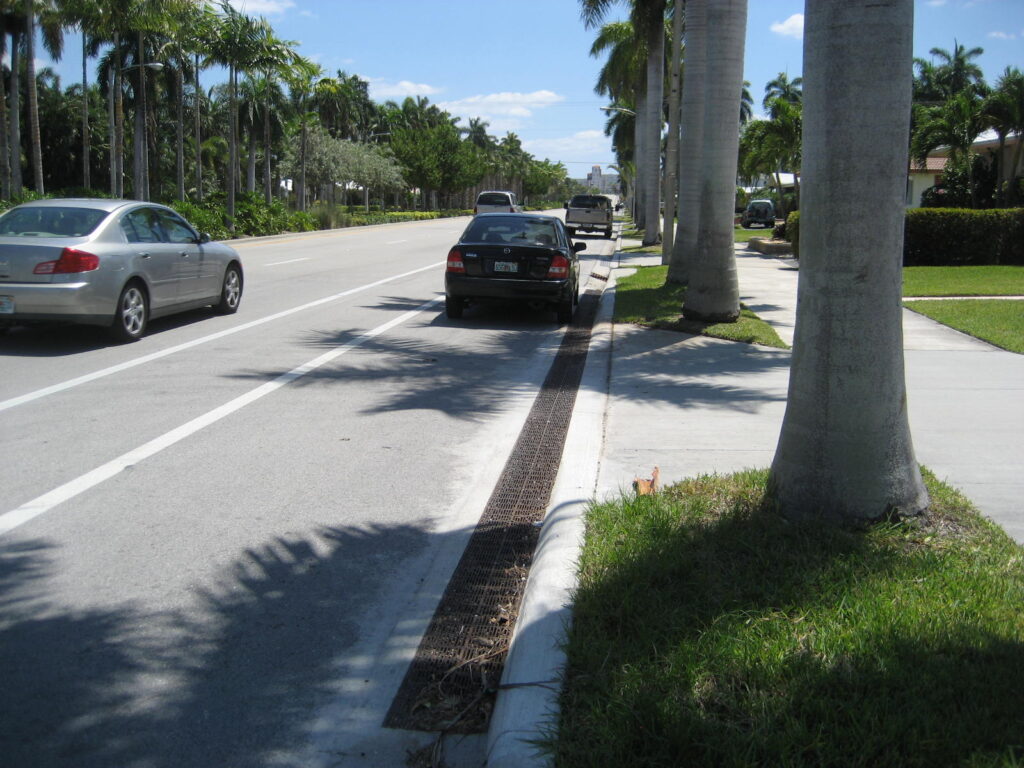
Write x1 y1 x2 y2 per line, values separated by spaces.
485 262 617 768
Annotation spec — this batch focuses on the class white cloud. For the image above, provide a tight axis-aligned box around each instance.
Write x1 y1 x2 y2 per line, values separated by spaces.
366 78 441 100
770 14 804 39
438 90 565 126
522 130 611 165
926 0 948 6
988 30 1016 39
228 0 295 14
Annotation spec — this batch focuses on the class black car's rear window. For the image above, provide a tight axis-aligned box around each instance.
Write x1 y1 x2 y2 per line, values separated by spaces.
462 218 558 246
569 195 609 208
0 206 107 237
477 193 512 206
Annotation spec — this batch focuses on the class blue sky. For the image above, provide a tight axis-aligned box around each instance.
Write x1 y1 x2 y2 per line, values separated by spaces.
39 0 1024 179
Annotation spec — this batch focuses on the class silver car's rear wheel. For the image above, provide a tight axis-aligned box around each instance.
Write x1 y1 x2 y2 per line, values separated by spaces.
216 264 243 314
110 282 148 342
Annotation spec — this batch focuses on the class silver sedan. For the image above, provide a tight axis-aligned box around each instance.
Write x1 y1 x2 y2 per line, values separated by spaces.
0 198 243 341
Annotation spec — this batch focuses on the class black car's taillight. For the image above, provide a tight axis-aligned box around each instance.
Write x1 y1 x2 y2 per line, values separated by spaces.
546 254 569 278
446 248 465 273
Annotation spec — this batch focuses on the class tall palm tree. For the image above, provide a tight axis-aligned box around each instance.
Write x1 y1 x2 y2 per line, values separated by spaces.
912 88 989 207
205 1 268 225
661 0 683 264
763 71 802 109
582 0 665 245
770 0 927 524
984 67 1024 205
680 0 746 322
928 40 985 98
668 0 707 285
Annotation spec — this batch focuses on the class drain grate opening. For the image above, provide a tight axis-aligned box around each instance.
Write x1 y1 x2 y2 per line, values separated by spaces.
384 291 600 734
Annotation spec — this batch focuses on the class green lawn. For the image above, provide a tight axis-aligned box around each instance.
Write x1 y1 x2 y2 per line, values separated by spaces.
549 469 1024 767
614 265 787 348
903 265 1024 297
904 299 1024 353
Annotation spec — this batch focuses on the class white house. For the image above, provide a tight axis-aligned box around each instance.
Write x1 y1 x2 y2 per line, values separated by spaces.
906 130 1023 208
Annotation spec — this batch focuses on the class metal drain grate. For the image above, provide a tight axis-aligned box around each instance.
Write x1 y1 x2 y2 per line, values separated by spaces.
384 290 600 733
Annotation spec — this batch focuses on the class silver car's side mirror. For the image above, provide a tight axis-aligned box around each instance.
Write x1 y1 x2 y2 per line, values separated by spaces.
197 232 212 244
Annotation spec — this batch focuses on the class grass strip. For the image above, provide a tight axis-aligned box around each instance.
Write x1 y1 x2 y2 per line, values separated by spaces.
903 266 1024 297
904 299 1024 353
550 468 1024 767
614 265 788 349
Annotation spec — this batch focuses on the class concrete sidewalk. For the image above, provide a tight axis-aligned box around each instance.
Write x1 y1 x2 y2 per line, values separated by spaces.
486 241 1024 766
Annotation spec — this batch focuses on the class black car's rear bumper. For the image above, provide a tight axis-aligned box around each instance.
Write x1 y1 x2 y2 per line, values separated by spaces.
445 274 571 302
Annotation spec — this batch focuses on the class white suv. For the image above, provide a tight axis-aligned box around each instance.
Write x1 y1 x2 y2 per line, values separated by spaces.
474 190 523 214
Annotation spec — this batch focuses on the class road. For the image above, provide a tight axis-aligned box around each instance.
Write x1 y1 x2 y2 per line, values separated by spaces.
0 215 615 767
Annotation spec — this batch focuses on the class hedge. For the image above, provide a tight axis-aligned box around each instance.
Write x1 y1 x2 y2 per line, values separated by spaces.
782 208 1024 266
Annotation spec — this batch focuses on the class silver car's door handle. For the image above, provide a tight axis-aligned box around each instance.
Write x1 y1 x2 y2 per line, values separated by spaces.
138 252 151 259
179 252 190 258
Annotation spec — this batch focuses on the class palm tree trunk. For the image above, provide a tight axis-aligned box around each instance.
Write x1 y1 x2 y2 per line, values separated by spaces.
82 33 91 190
0 19 10 199
176 67 185 201
263 92 272 203
195 52 202 200
115 34 124 198
661 0 684 264
25 0 43 194
246 129 257 193
9 30 23 195
641 2 665 247
669 0 707 285
770 0 927 523
133 31 146 199
633 89 646 230
228 64 236 228
682 0 746 321
108 65 116 195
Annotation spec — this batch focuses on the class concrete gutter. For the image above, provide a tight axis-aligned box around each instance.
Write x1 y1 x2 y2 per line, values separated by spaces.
485 261 616 768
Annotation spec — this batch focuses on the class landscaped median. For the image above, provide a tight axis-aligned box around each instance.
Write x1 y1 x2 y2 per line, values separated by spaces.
902 265 1024 354
546 469 1024 766
612 264 788 349
540 259 1024 765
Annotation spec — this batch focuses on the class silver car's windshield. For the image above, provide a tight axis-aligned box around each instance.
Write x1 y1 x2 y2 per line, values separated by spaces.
0 207 108 237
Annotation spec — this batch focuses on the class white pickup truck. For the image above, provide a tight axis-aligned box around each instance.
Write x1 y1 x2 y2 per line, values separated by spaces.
564 194 614 239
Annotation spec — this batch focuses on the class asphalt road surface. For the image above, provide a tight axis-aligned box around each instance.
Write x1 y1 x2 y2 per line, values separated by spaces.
0 214 615 767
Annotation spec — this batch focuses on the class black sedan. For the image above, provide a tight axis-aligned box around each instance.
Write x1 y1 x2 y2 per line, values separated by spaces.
444 213 585 323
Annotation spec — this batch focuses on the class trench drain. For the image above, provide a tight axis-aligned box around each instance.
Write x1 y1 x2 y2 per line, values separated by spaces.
384 289 600 734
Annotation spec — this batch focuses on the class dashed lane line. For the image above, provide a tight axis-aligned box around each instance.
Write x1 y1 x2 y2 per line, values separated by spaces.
0 296 443 538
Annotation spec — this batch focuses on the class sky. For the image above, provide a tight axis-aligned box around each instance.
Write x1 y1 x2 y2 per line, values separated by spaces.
36 0 1024 180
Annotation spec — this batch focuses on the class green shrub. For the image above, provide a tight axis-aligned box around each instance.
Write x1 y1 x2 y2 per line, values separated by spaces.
785 210 800 258
170 199 230 240
904 208 1024 266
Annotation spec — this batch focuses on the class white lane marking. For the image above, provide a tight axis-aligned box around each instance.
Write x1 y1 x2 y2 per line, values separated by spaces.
0 297 444 537
0 261 445 414
265 257 311 266
386 240 408 245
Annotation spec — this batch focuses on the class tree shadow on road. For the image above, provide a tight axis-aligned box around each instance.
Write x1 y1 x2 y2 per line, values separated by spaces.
0 520 475 767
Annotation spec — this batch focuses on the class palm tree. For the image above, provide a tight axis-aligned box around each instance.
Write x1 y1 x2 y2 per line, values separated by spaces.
668 0 707 285
912 88 989 207
739 80 753 124
582 0 665 245
283 55 322 211
763 71 802 109
205 1 268 225
770 0 928 524
661 0 683 264
928 40 985 98
680 0 746 322
984 67 1024 205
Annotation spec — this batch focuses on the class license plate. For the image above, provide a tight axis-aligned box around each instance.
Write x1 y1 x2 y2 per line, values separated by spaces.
0 296 13 314
494 261 518 273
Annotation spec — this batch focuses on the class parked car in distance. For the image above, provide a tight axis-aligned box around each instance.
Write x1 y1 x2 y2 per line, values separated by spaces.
474 190 523 214
444 213 585 323
565 194 614 238
741 198 776 229
0 198 243 342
